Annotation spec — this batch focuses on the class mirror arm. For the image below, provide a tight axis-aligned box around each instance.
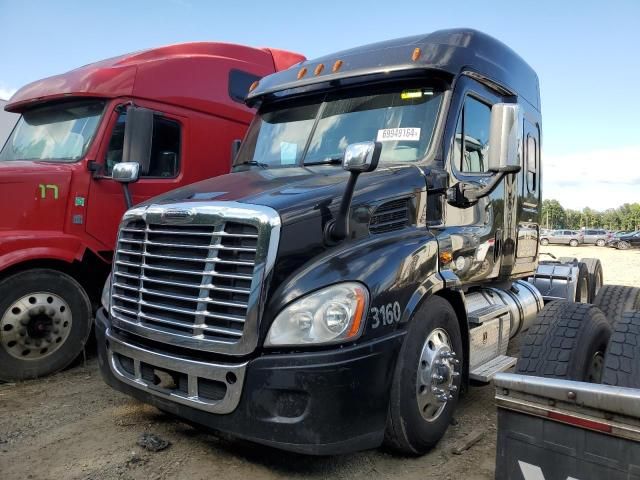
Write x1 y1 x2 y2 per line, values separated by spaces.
122 184 133 209
327 172 360 242
448 166 520 206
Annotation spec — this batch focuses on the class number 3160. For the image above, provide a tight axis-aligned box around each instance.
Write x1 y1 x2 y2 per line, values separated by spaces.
370 302 401 329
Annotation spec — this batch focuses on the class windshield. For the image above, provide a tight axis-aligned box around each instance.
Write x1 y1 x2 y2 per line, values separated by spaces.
235 84 443 168
0 99 105 163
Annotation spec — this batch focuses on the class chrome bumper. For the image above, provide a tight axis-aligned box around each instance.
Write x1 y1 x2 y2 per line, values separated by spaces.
106 328 247 414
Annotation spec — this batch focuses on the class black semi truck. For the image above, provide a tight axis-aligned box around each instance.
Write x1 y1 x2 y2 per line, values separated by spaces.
95 29 608 455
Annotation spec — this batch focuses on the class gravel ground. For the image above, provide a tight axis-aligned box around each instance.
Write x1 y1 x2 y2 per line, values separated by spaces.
1 244 637 480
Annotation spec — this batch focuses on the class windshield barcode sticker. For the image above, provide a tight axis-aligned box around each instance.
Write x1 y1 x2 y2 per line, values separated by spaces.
377 128 421 142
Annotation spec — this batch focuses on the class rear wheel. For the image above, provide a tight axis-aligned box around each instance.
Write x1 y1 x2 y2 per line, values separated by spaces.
540 238 549 246
602 312 640 388
515 301 611 382
384 296 463 455
569 239 579 247
580 258 603 303
618 241 631 250
593 284 640 325
0 269 92 381
596 239 606 247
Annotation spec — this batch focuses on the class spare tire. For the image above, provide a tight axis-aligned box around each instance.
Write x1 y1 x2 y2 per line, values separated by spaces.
516 301 611 382
593 284 640 325
602 312 640 388
580 257 604 303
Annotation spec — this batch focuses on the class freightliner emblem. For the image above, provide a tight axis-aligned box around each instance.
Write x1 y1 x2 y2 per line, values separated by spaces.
161 208 195 223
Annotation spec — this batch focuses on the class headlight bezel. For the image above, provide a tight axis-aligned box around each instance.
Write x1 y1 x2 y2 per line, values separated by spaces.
264 281 370 347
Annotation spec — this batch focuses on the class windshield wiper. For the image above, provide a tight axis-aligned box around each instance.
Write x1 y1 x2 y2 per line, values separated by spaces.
237 160 269 168
304 157 343 166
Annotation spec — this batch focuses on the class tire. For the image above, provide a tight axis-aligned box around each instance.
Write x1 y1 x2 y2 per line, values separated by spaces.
515 301 611 382
569 239 579 247
384 296 463 455
618 241 630 250
580 257 604 303
574 262 590 303
602 312 640 388
0 269 92 381
540 238 549 246
593 284 640 325
596 239 606 247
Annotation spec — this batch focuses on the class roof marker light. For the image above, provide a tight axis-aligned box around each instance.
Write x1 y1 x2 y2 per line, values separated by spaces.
412 47 421 62
297 67 308 79
332 60 343 72
248 80 259 92
314 63 325 76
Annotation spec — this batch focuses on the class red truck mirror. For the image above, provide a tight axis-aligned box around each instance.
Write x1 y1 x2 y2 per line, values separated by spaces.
122 106 153 176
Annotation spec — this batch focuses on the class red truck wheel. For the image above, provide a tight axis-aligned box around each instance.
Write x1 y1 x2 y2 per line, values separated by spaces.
0 269 93 381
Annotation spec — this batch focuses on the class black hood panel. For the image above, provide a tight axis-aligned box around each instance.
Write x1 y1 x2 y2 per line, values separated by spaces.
146 165 426 225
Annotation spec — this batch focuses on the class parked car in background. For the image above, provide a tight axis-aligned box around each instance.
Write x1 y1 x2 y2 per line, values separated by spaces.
539 229 584 246
607 230 640 249
582 228 611 246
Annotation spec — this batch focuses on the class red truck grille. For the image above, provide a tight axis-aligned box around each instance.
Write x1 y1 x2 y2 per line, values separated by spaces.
111 220 259 345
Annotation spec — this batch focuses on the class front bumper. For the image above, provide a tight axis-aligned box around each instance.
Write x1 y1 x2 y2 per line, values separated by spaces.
95 308 404 455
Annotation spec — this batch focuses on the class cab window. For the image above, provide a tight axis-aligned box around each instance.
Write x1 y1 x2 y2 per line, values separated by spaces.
455 96 492 173
105 111 181 177
229 70 261 103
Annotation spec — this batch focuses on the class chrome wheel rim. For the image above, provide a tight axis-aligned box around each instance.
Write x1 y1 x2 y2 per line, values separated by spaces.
0 292 72 360
416 328 459 422
587 351 604 383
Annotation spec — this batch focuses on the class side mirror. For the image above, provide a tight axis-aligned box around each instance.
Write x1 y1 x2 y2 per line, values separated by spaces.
112 162 140 183
343 141 382 173
487 103 521 173
112 162 140 209
122 106 153 176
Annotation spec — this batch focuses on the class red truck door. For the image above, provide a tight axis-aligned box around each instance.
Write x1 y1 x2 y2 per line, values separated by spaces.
85 102 188 249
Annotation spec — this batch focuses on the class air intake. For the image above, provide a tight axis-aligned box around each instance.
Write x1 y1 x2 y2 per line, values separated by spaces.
369 198 410 234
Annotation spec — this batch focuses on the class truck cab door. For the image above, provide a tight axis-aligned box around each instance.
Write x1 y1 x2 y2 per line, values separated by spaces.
511 117 541 275
442 77 508 284
85 102 186 250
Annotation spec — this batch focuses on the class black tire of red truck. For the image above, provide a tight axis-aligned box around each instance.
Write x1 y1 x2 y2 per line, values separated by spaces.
592 284 640 325
0 269 93 382
515 301 611 382
602 312 640 389
384 296 463 455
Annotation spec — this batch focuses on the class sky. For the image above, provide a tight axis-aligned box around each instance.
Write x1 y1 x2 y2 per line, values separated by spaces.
1 0 638 211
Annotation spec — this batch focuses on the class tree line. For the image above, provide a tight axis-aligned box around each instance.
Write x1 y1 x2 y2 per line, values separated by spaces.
541 200 640 231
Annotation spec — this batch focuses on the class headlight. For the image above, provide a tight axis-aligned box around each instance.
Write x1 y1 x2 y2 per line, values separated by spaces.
101 273 112 311
265 282 369 346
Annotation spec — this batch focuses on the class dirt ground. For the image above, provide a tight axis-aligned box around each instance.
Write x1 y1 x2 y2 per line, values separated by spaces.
1 244 638 480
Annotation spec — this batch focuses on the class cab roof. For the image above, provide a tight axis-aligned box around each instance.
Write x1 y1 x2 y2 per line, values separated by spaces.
248 28 540 110
6 42 305 118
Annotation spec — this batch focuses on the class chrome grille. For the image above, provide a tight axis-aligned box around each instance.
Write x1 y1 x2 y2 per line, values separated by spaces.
110 202 280 355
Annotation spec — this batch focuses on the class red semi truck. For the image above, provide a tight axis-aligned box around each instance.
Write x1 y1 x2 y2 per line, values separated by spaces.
0 43 304 381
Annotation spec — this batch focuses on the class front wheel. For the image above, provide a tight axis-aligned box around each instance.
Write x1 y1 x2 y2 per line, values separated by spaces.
618 241 630 250
384 296 463 455
0 269 93 381
540 238 549 246
569 239 579 247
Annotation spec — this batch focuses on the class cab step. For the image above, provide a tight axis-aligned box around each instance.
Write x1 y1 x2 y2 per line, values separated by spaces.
467 304 510 325
470 355 517 382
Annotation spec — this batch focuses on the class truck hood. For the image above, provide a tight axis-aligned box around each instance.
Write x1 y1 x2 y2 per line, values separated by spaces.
143 165 426 225
0 161 73 231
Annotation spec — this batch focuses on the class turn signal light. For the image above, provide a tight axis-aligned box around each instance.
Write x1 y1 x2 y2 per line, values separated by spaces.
412 47 421 61
439 251 453 265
